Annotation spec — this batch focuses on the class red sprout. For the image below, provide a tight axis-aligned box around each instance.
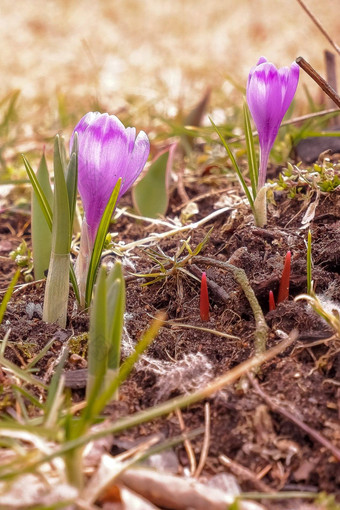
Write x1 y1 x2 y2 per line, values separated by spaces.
277 251 291 303
200 272 210 321
269 290 276 311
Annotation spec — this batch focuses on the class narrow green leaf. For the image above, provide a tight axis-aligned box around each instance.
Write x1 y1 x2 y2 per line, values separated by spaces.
86 266 108 401
0 270 20 325
243 101 258 198
31 153 53 279
85 178 121 307
42 252 70 327
52 135 71 255
307 229 312 295
107 263 125 371
59 135 68 176
209 117 255 210
66 133 78 232
70 264 80 303
22 154 52 230
23 150 79 301
26 336 59 370
91 312 165 417
11 385 44 410
44 347 68 422
0 355 47 390
132 146 175 218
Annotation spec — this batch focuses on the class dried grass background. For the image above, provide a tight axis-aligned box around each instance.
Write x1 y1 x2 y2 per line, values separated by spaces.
1 0 340 126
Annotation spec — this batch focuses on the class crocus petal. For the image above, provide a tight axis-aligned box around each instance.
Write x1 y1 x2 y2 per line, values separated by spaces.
246 57 299 189
120 130 150 197
71 112 150 244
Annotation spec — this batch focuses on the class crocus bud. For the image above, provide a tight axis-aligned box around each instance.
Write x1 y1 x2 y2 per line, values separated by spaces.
71 112 150 307
247 57 299 190
71 112 150 246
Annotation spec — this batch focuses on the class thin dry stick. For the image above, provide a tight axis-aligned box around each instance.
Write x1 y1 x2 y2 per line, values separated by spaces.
248 373 340 461
189 264 230 304
194 402 211 478
228 108 340 144
295 0 340 56
296 56 340 108
117 205 232 253
219 454 272 492
325 51 338 127
194 256 268 354
175 408 197 476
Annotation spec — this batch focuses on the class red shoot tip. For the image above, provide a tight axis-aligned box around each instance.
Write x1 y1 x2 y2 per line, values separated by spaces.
269 290 276 311
200 272 210 321
277 251 291 304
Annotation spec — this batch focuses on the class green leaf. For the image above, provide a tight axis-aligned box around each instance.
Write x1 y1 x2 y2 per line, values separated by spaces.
209 117 255 211
86 266 108 401
31 153 53 279
0 270 20 325
66 133 78 233
132 146 175 218
307 229 312 295
23 150 79 301
85 178 121 307
107 262 125 372
44 347 68 426
22 154 52 230
243 101 258 198
43 136 72 327
91 311 165 418
52 135 71 255
0 355 48 390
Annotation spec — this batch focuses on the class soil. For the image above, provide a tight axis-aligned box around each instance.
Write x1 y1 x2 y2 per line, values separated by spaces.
0 170 339 509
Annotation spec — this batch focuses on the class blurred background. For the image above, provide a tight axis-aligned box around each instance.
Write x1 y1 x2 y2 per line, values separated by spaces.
0 0 339 156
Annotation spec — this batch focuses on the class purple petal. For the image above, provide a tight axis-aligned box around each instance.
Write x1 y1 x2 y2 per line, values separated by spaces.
120 130 150 197
246 58 299 188
71 112 150 243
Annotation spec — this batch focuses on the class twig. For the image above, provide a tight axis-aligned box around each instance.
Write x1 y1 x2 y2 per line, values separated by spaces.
173 187 235 213
219 454 272 492
117 205 232 253
325 51 338 124
165 321 240 340
177 165 190 204
227 108 340 144
296 56 340 108
193 256 268 354
189 264 230 304
194 402 211 478
295 0 340 56
175 408 196 476
248 373 340 461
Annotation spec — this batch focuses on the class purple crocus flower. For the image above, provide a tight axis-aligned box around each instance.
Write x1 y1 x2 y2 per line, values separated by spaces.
247 57 299 189
71 112 150 245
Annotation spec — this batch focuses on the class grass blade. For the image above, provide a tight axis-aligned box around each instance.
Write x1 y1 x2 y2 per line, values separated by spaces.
43 136 71 326
243 101 258 197
31 153 53 279
0 270 20 325
307 229 312 295
66 133 78 232
85 178 121 307
22 154 52 230
107 262 125 372
209 117 255 210
86 266 108 401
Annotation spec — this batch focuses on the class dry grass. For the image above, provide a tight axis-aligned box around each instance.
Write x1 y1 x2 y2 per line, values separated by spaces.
1 0 340 120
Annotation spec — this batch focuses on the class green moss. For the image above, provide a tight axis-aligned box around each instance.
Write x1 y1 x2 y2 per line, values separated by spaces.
68 333 88 358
